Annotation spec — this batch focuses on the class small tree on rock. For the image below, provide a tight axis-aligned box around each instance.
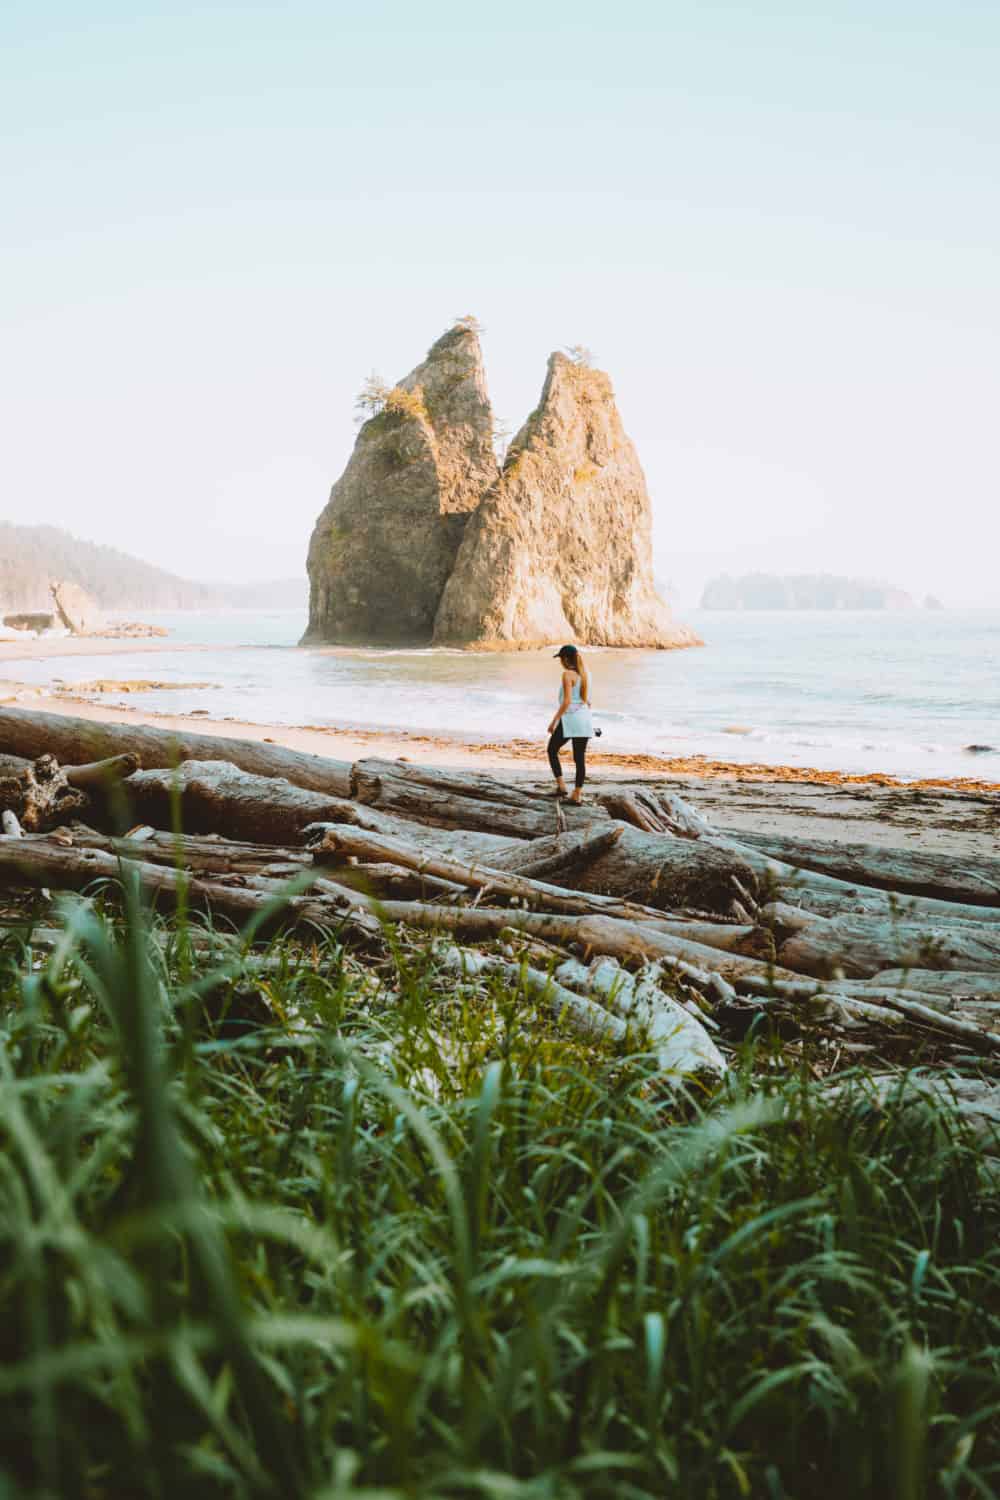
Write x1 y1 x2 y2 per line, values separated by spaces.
354 376 427 426
354 373 392 423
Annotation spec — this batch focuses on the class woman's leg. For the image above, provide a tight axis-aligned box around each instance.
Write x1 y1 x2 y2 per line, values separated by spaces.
570 737 589 796
547 726 568 783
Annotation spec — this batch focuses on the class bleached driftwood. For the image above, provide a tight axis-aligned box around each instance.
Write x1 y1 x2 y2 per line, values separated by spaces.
339 760 761 916
0 706 353 798
872 968 1000 999
122 761 362 844
827 1072 1000 1152
64 823 314 879
712 840 1000 927
0 834 382 946
441 945 726 1088
308 822 768 954
371 902 804 988
764 901 1000 978
726 828 1000 908
554 956 727 1082
438 947 628 1044
490 826 624 879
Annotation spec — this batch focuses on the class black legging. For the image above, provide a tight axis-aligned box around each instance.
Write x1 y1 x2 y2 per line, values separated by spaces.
547 726 589 789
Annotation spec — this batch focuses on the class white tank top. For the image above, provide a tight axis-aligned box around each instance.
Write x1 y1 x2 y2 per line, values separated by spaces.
559 675 593 738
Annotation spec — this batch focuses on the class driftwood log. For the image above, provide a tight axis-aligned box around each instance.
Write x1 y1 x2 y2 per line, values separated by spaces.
2 707 999 1075
709 837 1000 928
727 828 1000 907
351 758 581 838
122 762 522 862
439 947 629 1044
0 754 90 831
491 826 625 879
64 824 313 879
0 751 141 832
765 901 1000 978
0 706 353 798
553 956 728 1081
350 759 759 915
122 761 361 844
0 835 382 947
307 821 772 956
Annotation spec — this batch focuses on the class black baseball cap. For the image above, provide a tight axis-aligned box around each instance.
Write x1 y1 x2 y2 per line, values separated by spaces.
553 644 575 658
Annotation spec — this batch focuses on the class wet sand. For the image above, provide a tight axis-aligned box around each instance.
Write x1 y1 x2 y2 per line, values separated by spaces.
0 636 210 662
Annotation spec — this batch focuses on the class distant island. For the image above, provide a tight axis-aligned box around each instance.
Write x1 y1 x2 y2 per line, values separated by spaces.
700 573 938 611
0 523 307 614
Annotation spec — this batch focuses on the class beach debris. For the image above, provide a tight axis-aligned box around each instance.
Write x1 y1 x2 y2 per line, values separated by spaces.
1 704 999 1080
763 900 1000 979
0 833 382 949
722 827 1000 906
0 751 140 832
487 824 624 880
348 757 758 914
0 753 90 831
0 704 353 796
553 955 728 1083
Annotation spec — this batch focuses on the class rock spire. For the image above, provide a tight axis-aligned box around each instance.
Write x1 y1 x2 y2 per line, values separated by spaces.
302 323 497 645
433 352 696 648
304 331 697 650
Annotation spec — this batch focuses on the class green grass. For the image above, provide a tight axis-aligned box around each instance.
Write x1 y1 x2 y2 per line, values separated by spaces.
1 882 999 1498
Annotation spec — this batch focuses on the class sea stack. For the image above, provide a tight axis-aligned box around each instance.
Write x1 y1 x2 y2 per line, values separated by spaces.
302 323 497 645
433 352 696 648
303 329 697 650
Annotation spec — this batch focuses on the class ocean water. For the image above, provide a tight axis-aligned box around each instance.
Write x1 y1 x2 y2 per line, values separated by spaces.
7 608 999 781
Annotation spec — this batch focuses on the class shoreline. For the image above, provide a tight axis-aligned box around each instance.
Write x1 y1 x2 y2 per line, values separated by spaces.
1 684 998 796
2 631 996 794
1 689 996 863
0 636 214 661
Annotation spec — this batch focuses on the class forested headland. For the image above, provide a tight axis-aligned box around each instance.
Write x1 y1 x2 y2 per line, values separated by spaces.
0 522 305 612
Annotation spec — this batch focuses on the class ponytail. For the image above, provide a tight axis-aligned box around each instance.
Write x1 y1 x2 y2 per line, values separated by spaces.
574 648 589 705
560 644 589 705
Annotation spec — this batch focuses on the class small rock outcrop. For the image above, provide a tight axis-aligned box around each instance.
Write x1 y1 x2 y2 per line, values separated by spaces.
433 353 695 648
3 612 55 635
50 580 104 635
302 325 498 645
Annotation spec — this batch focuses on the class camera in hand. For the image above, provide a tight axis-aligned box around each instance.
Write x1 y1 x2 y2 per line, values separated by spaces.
594 727 602 737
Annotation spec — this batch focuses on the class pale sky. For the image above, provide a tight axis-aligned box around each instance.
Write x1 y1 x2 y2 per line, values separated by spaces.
2 0 997 607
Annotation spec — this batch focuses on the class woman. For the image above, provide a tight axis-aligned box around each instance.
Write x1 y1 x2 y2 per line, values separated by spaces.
546 644 593 803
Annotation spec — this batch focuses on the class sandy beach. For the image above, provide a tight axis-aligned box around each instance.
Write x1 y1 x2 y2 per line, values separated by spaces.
2 642 996 864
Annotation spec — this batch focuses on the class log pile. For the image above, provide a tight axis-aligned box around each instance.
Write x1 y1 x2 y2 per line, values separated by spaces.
1 706 999 1094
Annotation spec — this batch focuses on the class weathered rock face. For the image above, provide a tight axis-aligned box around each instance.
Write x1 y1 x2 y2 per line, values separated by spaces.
50 580 104 635
302 326 497 645
433 353 696 649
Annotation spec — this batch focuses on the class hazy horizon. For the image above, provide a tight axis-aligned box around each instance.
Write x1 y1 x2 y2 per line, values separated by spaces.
3 1 998 609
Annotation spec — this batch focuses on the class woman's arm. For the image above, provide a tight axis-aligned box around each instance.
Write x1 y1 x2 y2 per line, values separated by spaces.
547 672 573 734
